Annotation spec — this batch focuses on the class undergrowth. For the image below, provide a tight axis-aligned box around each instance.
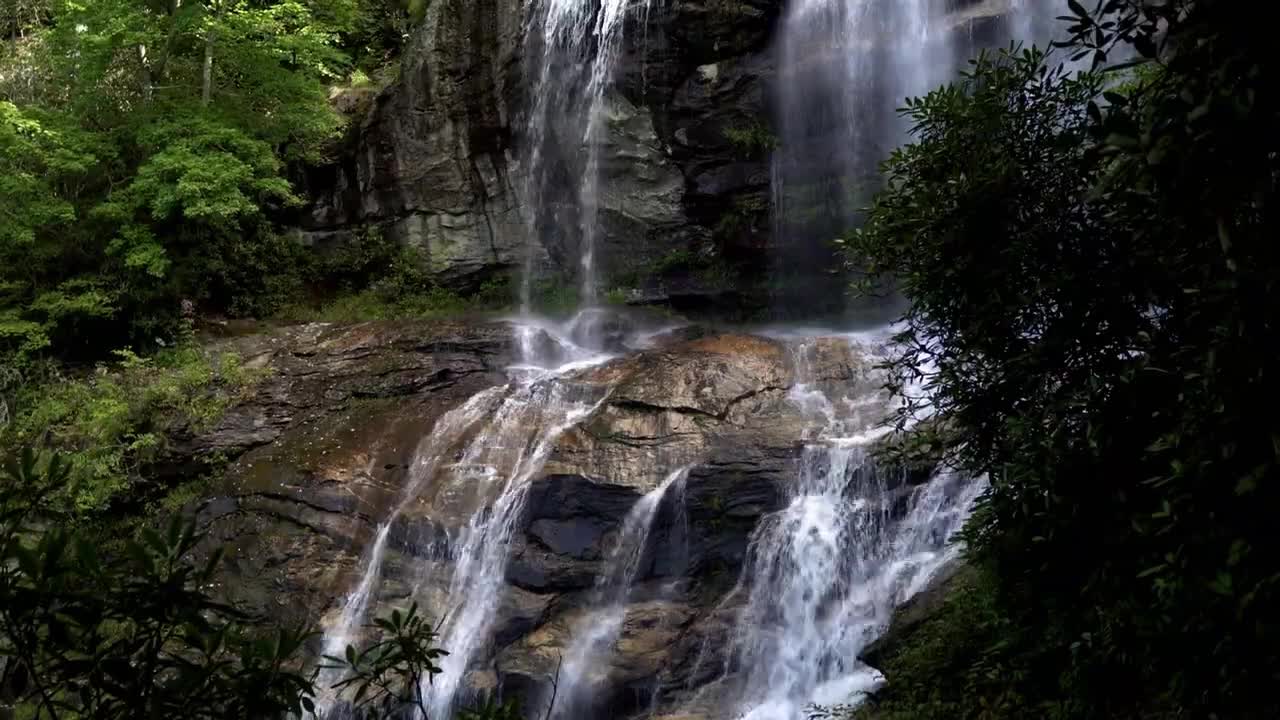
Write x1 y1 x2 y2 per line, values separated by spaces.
1 341 266 514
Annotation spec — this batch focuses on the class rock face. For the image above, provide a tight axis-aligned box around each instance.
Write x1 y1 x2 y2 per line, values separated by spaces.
187 319 514 626
182 318 928 718
299 0 527 291
298 0 1029 312
299 0 785 306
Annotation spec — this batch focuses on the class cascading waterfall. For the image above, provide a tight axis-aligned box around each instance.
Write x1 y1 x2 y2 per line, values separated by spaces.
422 363 615 717
519 0 655 314
553 467 691 718
316 321 615 719
701 337 984 720
730 449 982 719
314 387 509 717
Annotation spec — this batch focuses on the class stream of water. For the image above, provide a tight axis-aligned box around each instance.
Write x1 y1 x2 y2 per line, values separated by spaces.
553 467 691 718
520 0 656 312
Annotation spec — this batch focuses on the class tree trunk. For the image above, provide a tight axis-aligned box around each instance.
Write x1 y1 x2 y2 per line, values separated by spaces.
200 0 216 107
200 32 213 106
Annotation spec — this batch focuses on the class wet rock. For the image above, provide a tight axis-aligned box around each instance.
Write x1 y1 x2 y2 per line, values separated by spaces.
177 321 911 719
187 320 513 626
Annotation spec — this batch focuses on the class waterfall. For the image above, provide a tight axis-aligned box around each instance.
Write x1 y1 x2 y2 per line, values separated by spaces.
421 364 615 717
314 325 614 719
553 467 691 718
519 0 655 314
314 386 509 717
770 0 957 300
729 449 983 719
1009 0 1067 49
689 336 985 720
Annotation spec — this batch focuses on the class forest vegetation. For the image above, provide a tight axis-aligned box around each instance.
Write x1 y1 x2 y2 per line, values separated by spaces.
3 0 1278 718
826 1 1279 718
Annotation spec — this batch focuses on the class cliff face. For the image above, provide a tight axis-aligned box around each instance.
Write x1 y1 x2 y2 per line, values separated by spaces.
300 0 528 290
298 0 783 310
185 318 927 719
298 0 1020 316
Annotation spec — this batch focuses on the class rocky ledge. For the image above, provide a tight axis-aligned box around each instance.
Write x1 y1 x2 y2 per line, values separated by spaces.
178 318 931 718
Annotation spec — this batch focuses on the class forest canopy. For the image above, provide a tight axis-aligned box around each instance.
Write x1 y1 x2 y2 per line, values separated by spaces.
0 0 416 364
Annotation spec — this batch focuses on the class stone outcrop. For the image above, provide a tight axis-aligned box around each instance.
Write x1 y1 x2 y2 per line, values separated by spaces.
176 317 931 718
299 0 786 305
298 0 527 292
297 0 1035 311
186 319 514 625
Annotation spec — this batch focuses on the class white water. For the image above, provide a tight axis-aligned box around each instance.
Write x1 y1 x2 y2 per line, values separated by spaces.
554 467 691 717
314 386 509 716
702 337 985 720
317 308 622 718
771 0 957 248
520 0 658 310
421 353 616 716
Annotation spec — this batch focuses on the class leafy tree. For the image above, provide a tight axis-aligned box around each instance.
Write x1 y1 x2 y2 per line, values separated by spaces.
322 602 448 719
0 449 315 720
844 1 1278 717
0 0 355 364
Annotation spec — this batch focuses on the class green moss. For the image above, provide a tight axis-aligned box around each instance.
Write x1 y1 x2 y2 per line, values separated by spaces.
603 287 629 305
654 248 702 274
722 121 778 159
715 195 769 240
528 279 579 316
277 250 516 322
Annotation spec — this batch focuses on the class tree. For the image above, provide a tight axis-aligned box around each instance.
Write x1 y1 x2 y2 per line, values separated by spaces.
0 447 537 720
0 0 354 364
845 0 1279 716
0 449 316 720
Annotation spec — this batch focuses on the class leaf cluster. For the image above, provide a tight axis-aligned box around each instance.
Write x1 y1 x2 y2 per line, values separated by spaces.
842 1 1280 716
0 449 316 720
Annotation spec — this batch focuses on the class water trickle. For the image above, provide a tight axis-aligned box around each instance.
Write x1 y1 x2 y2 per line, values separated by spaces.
554 467 691 717
314 386 509 717
519 0 657 311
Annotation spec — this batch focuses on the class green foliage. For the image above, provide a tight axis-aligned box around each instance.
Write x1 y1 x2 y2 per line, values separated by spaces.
722 121 777 158
811 568 1008 720
344 0 417 73
278 245 514 323
528 279 580 317
653 247 701 275
2 344 263 514
844 3 1280 717
0 448 534 720
715 195 768 241
0 453 316 720
321 602 446 718
0 0 365 364
460 698 526 720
